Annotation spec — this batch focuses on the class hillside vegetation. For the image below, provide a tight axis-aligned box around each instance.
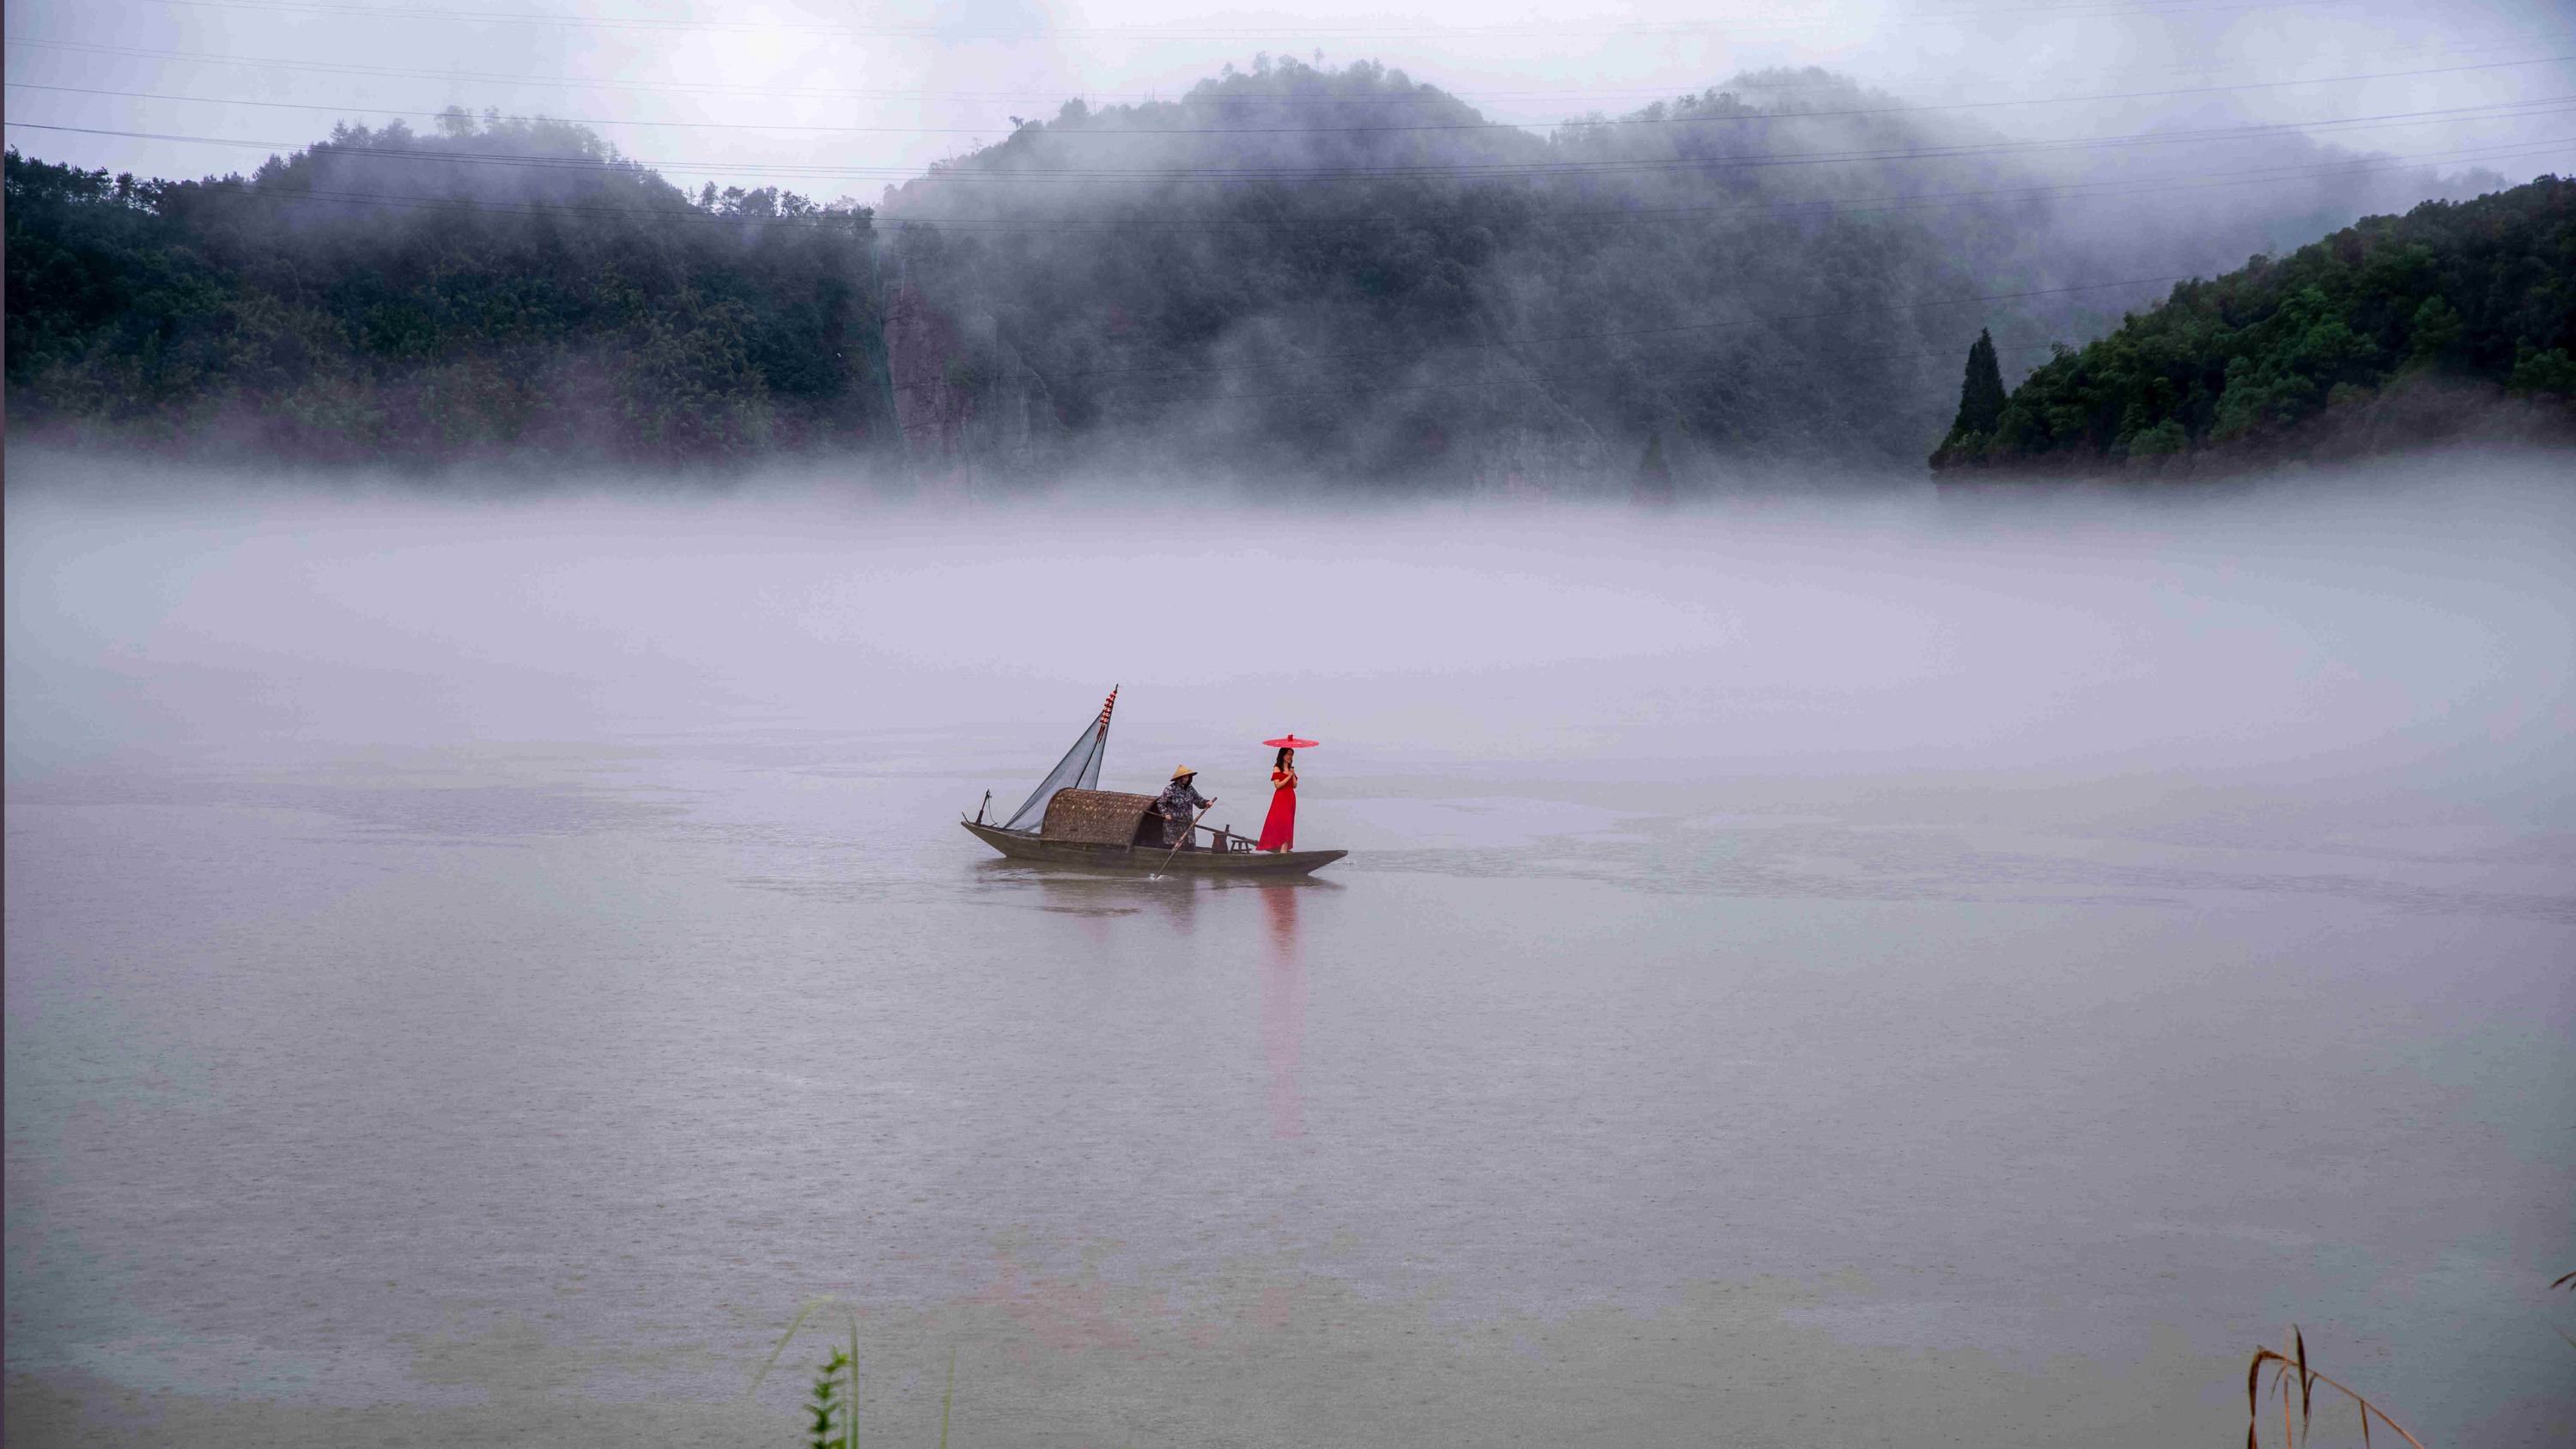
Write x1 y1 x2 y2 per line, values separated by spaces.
1930 174 2576 472
3 58 2521 480
878 59 2044 479
5 115 886 462
876 56 2491 482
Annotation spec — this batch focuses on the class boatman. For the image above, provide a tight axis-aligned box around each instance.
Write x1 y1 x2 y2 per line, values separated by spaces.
1155 767 1215 849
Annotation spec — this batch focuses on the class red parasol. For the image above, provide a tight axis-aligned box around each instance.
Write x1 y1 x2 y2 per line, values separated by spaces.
1262 734 1319 748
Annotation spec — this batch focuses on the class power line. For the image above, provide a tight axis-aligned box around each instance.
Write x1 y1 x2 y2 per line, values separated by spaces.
20 135 2555 256
884 141 2576 231
13 54 2571 139
9 28 2566 109
34 136 2555 242
888 99 2576 180
108 0 2384 42
12 97 2572 184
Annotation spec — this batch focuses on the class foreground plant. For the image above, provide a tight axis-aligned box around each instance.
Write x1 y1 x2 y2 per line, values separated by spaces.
806 1348 854 1449
2245 1326 2426 1449
750 1296 956 1448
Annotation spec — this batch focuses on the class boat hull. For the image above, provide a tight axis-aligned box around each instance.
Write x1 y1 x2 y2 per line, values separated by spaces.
962 820 1346 875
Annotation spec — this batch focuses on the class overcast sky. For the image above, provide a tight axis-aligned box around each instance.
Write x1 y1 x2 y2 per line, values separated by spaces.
7 0 2573 203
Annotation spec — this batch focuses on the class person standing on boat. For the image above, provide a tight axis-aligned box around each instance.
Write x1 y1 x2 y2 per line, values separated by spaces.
1256 747 1298 852
1155 767 1215 849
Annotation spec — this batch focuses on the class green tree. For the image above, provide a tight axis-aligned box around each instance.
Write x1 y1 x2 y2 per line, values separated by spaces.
2409 296 2464 362
1637 427 1672 485
1934 174 2576 472
2506 344 2576 397
5 122 890 465
1951 328 2008 437
1926 328 2009 466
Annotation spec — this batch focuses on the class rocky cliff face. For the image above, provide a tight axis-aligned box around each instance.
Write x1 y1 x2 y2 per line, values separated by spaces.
882 283 1060 482
883 283 970 460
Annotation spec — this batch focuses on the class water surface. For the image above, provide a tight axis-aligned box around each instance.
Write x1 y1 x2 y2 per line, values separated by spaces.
7 465 2572 1445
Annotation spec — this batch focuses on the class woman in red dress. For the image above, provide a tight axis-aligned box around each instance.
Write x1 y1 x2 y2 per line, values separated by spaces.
1255 746 1298 851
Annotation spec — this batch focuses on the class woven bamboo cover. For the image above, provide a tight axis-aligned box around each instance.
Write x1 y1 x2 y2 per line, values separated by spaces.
1040 788 1158 845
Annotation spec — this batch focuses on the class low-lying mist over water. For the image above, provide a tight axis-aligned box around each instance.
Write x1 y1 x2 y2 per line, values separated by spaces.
9 450 2573 790
6 452 2572 1446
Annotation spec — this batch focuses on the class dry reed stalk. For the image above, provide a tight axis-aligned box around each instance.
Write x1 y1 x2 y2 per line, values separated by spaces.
2245 1326 2427 1449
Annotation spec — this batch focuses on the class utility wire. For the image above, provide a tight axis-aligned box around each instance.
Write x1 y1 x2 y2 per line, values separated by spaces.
12 54 2572 137
884 141 2575 232
9 27 2567 108
12 97 2572 183
878 99 2576 179
46 137 2561 238
107 0 2385 41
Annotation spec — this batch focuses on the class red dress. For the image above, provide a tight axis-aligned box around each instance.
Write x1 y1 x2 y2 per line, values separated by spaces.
1256 767 1297 851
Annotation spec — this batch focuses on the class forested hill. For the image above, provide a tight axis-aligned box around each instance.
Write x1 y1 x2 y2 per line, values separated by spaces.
870 57 2488 483
3 58 2515 480
5 118 886 462
873 59 2030 479
1929 175 2576 475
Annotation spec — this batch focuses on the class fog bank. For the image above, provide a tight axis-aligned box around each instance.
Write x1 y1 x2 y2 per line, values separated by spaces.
9 450 2570 823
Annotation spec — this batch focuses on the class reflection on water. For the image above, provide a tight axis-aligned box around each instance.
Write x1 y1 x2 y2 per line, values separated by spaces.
1261 885 1306 1139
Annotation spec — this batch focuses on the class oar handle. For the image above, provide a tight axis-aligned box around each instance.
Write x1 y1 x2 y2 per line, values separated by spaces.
1153 802 1211 871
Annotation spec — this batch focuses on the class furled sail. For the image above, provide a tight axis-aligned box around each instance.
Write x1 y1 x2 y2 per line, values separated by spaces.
1000 686 1116 831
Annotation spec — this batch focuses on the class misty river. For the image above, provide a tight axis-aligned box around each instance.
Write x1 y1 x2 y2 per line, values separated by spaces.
6 454 2572 1446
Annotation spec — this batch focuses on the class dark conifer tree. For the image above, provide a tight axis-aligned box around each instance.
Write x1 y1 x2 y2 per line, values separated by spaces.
1635 427 1675 502
1951 328 2007 438
1637 429 1671 482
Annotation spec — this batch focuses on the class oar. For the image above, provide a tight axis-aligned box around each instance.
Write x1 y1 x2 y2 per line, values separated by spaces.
1147 801 1213 880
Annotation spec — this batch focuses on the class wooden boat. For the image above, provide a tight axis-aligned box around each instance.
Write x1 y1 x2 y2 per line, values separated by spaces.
964 691 1346 875
963 788 1347 875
